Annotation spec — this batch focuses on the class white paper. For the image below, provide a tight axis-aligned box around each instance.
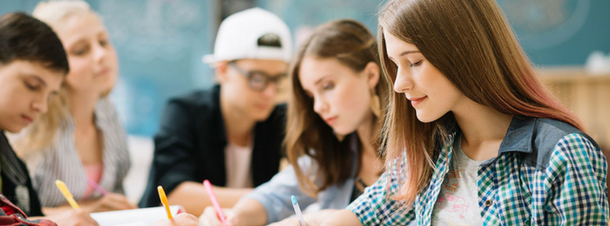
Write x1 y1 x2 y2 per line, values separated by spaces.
90 205 184 226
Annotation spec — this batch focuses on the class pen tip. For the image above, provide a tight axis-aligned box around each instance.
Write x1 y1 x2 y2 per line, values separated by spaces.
291 195 297 205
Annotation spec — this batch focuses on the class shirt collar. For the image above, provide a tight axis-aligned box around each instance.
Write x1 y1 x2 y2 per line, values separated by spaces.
497 116 535 154
447 116 535 157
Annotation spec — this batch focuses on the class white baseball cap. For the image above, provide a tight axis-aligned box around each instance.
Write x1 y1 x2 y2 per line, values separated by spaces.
203 7 293 65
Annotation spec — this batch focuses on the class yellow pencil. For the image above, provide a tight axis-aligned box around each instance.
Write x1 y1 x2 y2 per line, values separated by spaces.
157 186 172 219
55 180 80 209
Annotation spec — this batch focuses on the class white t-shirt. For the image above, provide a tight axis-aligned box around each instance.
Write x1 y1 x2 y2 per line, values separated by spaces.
431 134 485 226
224 142 254 188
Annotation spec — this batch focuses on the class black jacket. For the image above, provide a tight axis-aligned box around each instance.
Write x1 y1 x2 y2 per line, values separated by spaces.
139 85 286 207
0 132 43 217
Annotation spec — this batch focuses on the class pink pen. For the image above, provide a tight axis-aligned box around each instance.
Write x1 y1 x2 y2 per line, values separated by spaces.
203 180 228 225
86 177 109 195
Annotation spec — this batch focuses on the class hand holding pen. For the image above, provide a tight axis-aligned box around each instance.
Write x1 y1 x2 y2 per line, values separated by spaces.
291 196 306 226
258 196 315 226
199 180 239 226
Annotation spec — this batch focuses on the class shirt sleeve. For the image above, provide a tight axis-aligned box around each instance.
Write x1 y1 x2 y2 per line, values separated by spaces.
544 133 609 225
99 97 132 196
242 157 318 224
140 100 199 207
347 160 415 225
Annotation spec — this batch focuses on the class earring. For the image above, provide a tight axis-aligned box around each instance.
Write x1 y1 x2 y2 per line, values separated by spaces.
370 90 381 118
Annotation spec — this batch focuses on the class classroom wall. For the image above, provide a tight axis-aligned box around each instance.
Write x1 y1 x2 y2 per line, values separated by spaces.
498 0 610 66
0 0 217 136
1 0 608 137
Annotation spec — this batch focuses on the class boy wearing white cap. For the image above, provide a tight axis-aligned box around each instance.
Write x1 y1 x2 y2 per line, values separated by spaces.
139 8 291 215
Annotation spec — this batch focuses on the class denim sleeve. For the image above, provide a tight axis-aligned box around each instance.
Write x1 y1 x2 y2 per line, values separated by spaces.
242 157 318 224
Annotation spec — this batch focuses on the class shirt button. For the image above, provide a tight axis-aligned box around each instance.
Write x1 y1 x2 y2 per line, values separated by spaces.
484 199 493 207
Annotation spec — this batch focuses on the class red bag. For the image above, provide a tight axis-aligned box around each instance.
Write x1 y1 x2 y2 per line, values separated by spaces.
0 194 56 226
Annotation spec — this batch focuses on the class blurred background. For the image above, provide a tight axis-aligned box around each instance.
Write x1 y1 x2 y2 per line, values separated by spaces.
2 0 609 202
1 0 608 137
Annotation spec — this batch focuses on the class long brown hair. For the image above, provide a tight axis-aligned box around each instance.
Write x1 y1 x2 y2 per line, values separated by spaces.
378 0 583 206
285 19 389 196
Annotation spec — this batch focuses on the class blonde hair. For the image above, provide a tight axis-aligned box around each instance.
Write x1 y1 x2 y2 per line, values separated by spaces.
13 0 109 158
32 0 91 28
33 0 114 98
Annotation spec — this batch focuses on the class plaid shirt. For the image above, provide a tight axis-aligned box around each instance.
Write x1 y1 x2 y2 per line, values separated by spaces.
348 117 609 225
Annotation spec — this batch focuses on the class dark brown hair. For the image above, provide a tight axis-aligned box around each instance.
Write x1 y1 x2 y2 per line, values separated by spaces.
0 12 68 73
378 0 583 206
285 19 389 196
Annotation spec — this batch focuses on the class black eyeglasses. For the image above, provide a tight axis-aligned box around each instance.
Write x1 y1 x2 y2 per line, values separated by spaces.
228 61 287 91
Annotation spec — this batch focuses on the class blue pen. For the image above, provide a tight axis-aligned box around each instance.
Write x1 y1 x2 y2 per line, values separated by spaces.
291 195 307 226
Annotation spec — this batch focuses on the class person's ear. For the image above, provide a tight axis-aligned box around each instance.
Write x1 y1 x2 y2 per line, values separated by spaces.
364 62 380 89
215 61 229 84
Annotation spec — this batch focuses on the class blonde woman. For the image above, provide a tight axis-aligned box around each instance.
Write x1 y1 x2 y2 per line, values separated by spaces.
13 0 134 214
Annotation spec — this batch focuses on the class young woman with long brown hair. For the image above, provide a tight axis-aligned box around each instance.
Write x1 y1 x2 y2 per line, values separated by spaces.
200 19 388 226
323 0 608 225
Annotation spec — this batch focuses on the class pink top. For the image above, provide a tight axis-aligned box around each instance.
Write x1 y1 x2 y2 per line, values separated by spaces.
83 163 104 199
224 142 253 188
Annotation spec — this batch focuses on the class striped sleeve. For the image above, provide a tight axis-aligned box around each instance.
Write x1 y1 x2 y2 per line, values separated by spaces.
96 97 131 195
28 98 131 207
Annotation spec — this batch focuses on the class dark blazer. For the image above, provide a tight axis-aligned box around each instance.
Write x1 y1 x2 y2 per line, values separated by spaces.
0 132 43 217
139 85 286 207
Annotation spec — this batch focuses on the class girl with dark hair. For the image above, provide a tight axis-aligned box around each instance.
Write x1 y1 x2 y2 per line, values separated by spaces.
200 19 389 226
323 0 608 225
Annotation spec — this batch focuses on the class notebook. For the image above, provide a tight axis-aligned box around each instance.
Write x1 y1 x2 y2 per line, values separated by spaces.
90 205 185 226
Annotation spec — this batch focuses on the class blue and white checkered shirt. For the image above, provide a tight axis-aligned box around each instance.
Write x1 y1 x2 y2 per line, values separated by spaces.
348 117 609 225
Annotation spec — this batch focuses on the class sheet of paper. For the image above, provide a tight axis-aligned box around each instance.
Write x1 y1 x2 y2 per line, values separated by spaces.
90 205 184 226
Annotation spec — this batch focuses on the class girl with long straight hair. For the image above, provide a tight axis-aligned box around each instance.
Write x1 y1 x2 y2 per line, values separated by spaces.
200 19 388 226
323 0 608 225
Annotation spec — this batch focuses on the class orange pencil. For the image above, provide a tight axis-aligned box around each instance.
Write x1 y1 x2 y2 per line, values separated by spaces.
157 185 172 219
